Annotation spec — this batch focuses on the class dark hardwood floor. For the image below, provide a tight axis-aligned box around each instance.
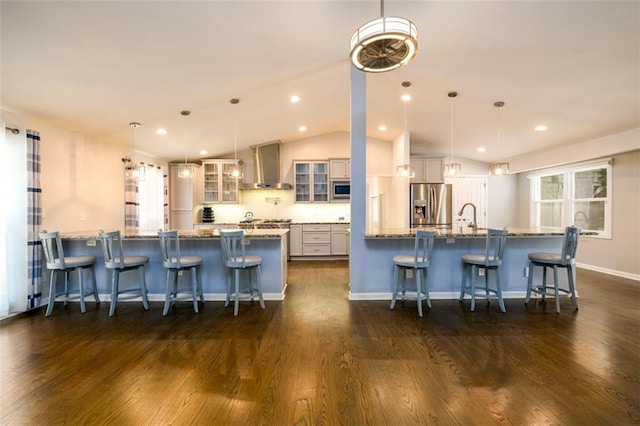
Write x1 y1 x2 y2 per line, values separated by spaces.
1 262 638 425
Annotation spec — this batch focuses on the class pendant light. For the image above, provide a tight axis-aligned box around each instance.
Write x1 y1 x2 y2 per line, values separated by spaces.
396 91 415 178
177 110 195 179
443 91 462 177
229 98 243 179
489 101 509 176
126 122 145 181
350 0 418 73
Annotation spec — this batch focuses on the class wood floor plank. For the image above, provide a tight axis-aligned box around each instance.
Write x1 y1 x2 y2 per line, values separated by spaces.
0 261 638 425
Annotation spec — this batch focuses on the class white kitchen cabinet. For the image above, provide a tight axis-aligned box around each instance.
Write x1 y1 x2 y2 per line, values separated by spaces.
410 157 444 183
329 158 350 179
290 224 303 256
202 160 240 203
169 163 202 229
302 224 331 256
331 224 350 255
294 161 329 203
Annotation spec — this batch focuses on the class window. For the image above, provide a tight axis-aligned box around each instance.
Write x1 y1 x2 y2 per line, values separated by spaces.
529 159 611 238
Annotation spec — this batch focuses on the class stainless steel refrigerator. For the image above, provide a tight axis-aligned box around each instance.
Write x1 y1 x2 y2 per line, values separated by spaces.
410 183 452 227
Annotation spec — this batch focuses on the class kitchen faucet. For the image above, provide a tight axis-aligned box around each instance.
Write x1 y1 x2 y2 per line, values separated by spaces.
458 202 478 233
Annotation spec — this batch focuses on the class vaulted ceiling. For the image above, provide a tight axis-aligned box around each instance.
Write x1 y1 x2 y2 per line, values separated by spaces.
2 1 638 164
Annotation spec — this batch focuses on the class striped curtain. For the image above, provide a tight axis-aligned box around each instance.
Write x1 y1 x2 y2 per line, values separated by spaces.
124 172 139 232
26 130 42 309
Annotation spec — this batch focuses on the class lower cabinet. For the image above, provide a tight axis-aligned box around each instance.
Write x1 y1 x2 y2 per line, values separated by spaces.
290 223 350 258
290 224 303 256
331 224 350 255
302 224 331 256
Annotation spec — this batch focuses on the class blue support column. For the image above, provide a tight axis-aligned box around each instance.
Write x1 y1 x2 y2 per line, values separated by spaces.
349 66 367 296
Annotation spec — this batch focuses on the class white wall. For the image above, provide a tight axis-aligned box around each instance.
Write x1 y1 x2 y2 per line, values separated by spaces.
1 109 168 233
514 148 640 278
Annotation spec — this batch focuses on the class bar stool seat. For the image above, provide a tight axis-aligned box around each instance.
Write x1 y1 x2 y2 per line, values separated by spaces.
158 230 205 316
99 230 150 316
390 230 435 317
219 230 265 316
40 230 100 317
525 226 581 313
459 228 508 313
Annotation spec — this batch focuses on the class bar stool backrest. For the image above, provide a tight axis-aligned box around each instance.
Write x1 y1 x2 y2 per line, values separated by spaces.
158 230 182 268
413 230 435 268
99 230 126 269
560 226 581 266
484 228 508 267
220 230 246 268
40 230 66 269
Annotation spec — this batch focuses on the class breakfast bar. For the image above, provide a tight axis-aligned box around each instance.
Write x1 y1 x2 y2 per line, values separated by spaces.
55 229 289 301
350 227 582 300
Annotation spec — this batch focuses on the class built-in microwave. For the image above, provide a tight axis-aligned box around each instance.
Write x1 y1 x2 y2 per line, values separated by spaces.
331 181 351 200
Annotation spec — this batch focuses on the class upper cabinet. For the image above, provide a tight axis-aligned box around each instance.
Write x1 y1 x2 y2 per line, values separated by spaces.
410 157 444 183
329 158 350 180
294 160 329 202
202 160 240 204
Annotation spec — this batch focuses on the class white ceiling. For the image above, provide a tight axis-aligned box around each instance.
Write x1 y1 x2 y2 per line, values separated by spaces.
1 1 638 164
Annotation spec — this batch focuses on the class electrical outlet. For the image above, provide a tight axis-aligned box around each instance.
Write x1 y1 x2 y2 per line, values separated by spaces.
479 268 485 276
243 239 250 246
446 238 455 244
406 270 413 279
178 271 183 276
524 267 529 277
86 239 96 247
79 211 87 221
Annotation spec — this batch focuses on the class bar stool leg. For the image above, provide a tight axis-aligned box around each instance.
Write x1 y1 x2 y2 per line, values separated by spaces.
256 265 265 309
79 267 87 314
191 266 199 314
567 265 578 310
416 267 423 317
140 265 150 310
45 271 57 317
109 270 119 317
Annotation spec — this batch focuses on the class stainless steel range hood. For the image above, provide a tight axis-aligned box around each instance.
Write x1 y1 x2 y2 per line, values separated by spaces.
241 141 292 190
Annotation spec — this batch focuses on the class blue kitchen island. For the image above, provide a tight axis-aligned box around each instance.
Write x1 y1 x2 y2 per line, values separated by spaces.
55 228 289 302
350 227 585 301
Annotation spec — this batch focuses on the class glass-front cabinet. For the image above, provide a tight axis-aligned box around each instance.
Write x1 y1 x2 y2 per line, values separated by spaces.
202 160 239 204
294 161 328 202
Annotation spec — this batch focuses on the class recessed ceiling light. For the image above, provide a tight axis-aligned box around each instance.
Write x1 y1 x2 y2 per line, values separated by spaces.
199 150 208 155
156 128 168 136
298 125 307 132
477 147 486 153
401 94 411 102
379 124 387 131
535 124 548 131
290 95 301 103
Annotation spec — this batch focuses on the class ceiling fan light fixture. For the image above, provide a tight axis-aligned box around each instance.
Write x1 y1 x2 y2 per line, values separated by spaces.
350 1 418 74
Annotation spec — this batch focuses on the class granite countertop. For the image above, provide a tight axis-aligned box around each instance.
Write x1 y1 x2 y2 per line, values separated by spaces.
364 226 594 239
291 221 350 225
60 229 289 240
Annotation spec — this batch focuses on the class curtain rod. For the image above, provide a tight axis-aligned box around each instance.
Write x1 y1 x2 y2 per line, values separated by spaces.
5 126 20 135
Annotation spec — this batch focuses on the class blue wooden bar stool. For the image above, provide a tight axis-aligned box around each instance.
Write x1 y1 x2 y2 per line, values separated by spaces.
459 228 508 313
525 226 581 313
219 229 265 316
390 230 435 317
158 230 205 316
99 230 150 316
39 230 100 316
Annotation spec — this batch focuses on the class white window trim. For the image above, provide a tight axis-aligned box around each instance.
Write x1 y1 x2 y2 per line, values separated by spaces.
528 158 612 239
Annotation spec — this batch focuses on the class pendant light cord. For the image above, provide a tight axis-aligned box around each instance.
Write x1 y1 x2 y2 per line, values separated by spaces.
448 91 457 163
181 110 190 165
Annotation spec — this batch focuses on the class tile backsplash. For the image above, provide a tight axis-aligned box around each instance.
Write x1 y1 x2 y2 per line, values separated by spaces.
195 189 350 223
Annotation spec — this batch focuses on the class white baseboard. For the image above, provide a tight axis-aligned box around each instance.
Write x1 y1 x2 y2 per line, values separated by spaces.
348 290 555 301
577 263 640 281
